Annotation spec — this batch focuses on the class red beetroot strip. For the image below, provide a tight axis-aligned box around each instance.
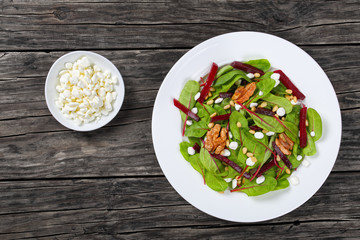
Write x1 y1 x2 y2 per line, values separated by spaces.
231 61 265 75
272 142 292 169
274 70 305 100
219 92 234 98
255 108 275 116
299 106 308 148
212 154 251 179
257 160 276 177
198 63 218 103
192 143 201 153
249 125 262 131
173 98 200 122
210 113 231 123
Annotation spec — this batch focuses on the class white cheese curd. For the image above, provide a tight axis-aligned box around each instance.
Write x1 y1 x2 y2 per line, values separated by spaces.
246 73 254 79
291 100 300 105
229 141 238 150
194 92 201 101
186 120 193 126
249 103 258 108
266 131 275 136
302 159 310 167
310 131 315 137
271 73 280 80
222 149 231 157
187 147 195 155
246 157 255 166
224 178 232 183
254 132 264 139
229 131 233 139
235 103 241 111
55 56 117 125
296 155 303 161
191 107 198 114
256 175 265 184
232 179 237 189
276 107 286 117
214 97 223 104
289 176 299 185
259 91 264 96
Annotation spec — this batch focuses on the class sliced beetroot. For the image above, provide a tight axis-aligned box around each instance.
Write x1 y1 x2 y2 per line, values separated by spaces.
272 142 292 169
173 98 200 122
231 61 265 75
210 113 231 123
212 154 251 179
299 106 308 148
192 143 201 153
257 159 276 177
198 63 218 103
255 107 275 117
219 92 234 98
249 125 262 131
274 70 305 100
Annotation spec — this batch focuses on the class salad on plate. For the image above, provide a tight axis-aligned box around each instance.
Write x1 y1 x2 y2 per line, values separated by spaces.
174 59 322 196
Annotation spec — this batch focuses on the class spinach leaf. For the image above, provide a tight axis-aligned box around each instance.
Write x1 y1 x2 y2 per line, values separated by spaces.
185 102 211 138
302 131 317 156
307 108 322 141
242 131 267 168
199 147 223 173
288 154 302 169
282 121 299 144
251 113 284 133
286 105 301 126
214 70 248 87
216 65 234 78
239 176 277 196
179 80 200 121
273 178 290 191
180 141 192 161
188 154 205 176
205 172 228 192
244 59 271 72
262 134 276 164
229 111 248 142
261 93 293 114
271 82 287 95
249 76 275 103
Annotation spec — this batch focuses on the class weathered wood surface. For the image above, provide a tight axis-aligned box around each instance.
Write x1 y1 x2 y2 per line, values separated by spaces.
0 0 359 239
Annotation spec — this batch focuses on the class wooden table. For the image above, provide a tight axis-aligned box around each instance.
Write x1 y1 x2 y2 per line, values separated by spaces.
0 1 359 239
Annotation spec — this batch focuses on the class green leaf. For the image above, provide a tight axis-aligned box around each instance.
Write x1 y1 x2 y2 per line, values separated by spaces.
282 121 299 144
242 131 267 168
188 154 206 176
251 113 284 133
307 108 322 141
216 65 234 78
205 172 228 192
238 176 277 196
184 103 211 138
288 154 302 169
244 59 271 72
199 147 223 173
286 105 301 126
249 76 275 103
302 131 317 156
271 82 287 95
229 111 248 142
180 141 192 161
214 70 249 86
261 93 293 114
273 178 290 191
179 80 200 121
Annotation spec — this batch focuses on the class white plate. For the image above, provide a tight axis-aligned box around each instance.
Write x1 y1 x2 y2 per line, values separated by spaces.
152 32 342 222
45 51 125 131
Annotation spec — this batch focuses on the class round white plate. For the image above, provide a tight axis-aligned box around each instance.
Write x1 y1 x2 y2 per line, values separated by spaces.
152 32 342 222
45 51 125 131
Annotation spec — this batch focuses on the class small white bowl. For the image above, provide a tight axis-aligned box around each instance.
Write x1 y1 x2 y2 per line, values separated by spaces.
45 51 125 131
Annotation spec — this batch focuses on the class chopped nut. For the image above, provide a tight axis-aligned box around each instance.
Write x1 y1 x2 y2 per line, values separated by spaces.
230 100 235 107
246 152 254 157
210 112 217 118
225 166 229 171
208 122 214 128
226 140 230 147
232 82 256 104
242 147 247 154
251 156 257 163
242 178 246 184
208 92 212 97
281 117 286 121
254 72 261 78
249 129 256 134
205 95 209 100
285 95 292 100
275 114 279 118
260 102 267 108
290 95 294 100
218 191 224 194
306 119 309 126
220 150 225 155
262 129 269 133
293 96 298 103
251 107 256 112
285 89 293 94
210 87 216 92
276 155 281 161
224 104 231 110
272 105 279 112
207 99 214 105
235 175 241 180
237 122 242 128
285 168 291 174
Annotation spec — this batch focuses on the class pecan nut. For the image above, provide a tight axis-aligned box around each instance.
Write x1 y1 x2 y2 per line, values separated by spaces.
205 124 227 154
275 133 294 156
231 82 256 104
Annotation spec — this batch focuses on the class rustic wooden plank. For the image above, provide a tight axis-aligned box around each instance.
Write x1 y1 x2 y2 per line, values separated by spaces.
0 172 358 239
0 1 359 51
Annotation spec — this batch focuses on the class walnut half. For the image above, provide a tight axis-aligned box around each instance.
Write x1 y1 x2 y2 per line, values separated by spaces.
204 124 227 154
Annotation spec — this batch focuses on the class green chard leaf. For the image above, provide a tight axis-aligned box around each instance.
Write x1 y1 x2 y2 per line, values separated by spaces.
261 93 293 114
188 154 206 177
244 59 271 72
199 146 224 173
282 121 299 144
302 131 317 156
251 113 284 133
179 80 200 121
248 75 275 103
205 172 228 192
273 178 290 191
180 141 192 161
216 65 234 78
237 176 277 196
307 108 322 141
229 111 248 142
286 105 301 126
214 70 249 86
